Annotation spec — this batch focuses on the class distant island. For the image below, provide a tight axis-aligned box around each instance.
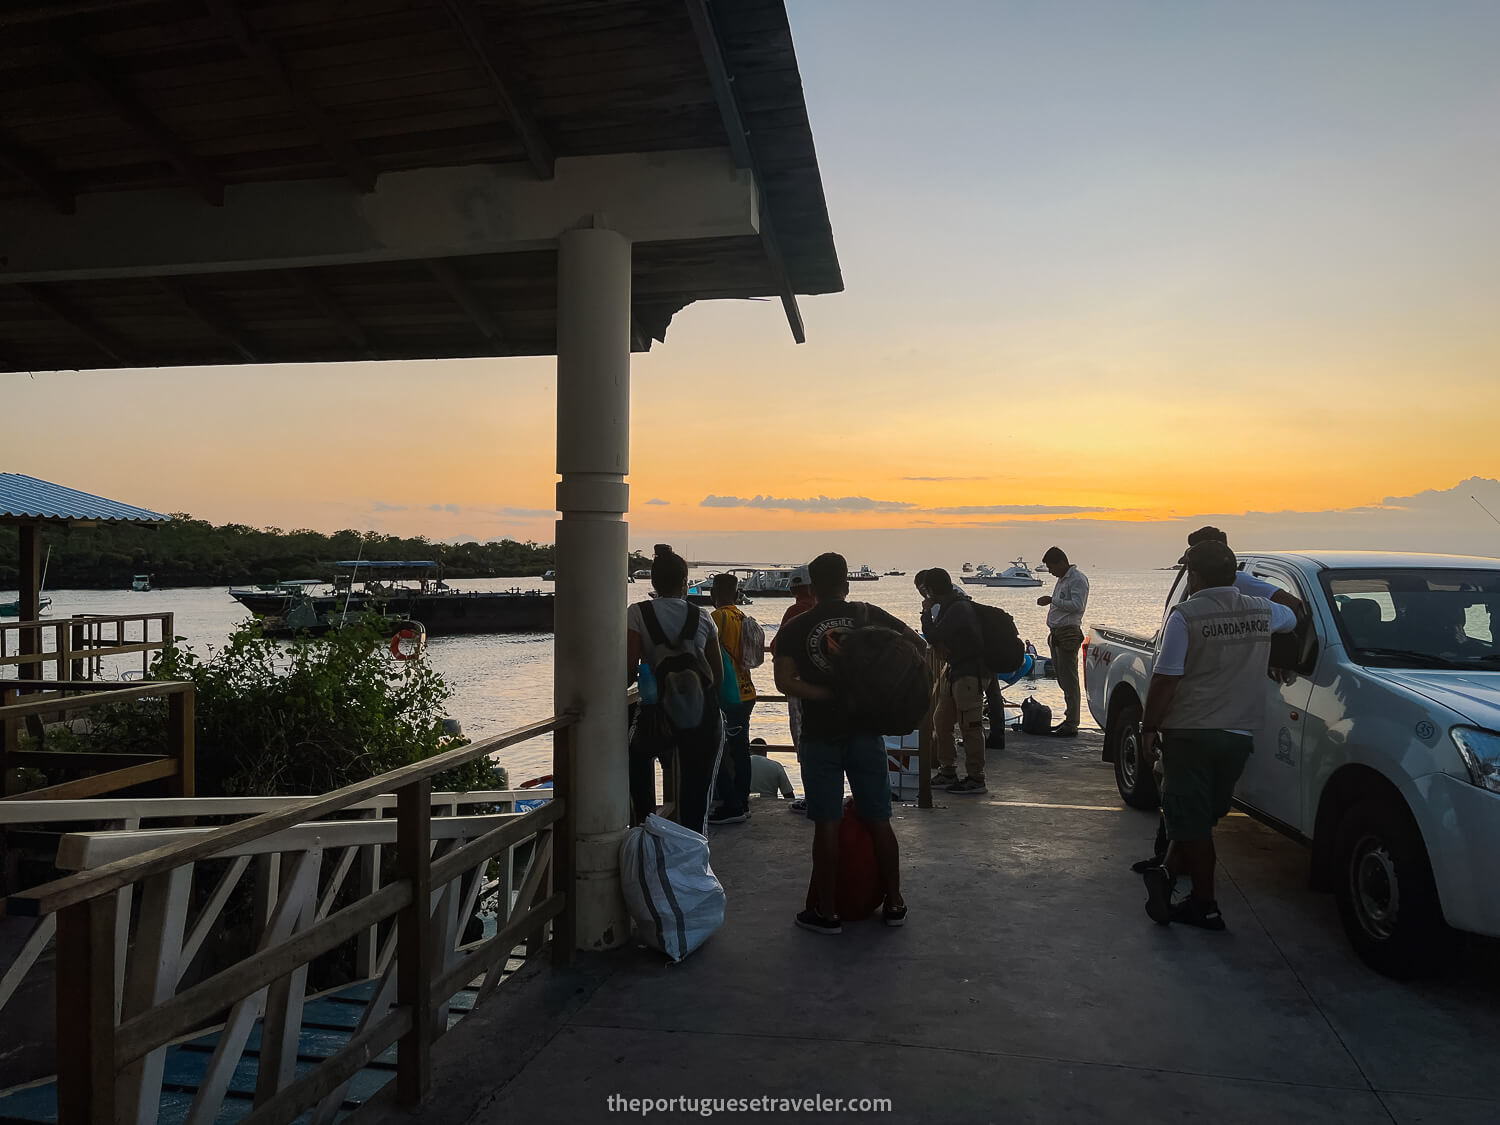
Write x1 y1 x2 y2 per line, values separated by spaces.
0 514 650 590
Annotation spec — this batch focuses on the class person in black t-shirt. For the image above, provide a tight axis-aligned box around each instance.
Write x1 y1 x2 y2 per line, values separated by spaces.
774 552 925 935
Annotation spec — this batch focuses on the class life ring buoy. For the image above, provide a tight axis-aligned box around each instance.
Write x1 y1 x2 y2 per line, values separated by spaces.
389 622 425 660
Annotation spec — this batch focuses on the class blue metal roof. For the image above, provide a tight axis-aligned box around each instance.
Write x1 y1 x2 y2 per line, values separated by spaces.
335 560 439 569
0 473 170 524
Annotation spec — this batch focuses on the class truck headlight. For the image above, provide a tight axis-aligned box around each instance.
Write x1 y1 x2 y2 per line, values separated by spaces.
1451 727 1500 793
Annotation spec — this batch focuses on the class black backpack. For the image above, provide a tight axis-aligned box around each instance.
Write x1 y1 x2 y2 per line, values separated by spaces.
1020 696 1052 735
973 601 1025 675
835 605 933 734
638 601 713 734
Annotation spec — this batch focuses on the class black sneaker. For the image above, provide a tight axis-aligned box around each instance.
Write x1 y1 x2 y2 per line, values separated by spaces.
1168 897 1227 931
882 903 908 928
1143 865 1174 925
931 767 958 786
795 909 842 935
946 776 987 795
708 807 749 825
1131 855 1165 875
1048 724 1079 738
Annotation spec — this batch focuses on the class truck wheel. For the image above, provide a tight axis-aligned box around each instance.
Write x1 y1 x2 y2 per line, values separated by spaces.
1333 796 1449 978
1108 700 1158 809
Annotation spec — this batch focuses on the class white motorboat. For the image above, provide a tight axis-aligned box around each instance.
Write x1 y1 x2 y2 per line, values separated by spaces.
736 566 798 597
976 559 1044 588
849 565 880 581
960 564 994 585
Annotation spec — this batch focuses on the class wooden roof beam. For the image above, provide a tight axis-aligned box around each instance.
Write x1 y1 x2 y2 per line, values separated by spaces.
159 277 261 363
205 0 376 193
286 272 378 358
52 36 224 207
20 283 137 367
0 137 75 215
683 0 805 344
424 258 503 343
432 0 554 179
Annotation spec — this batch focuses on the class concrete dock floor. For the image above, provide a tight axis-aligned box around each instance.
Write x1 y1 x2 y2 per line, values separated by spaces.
358 729 1500 1125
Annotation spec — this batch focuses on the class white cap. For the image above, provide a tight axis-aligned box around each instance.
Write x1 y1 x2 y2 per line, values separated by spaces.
789 565 812 587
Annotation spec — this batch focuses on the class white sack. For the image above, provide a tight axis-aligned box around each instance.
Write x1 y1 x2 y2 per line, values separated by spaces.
620 813 725 962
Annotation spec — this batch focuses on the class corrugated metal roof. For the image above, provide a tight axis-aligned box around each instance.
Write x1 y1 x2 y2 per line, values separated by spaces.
0 473 170 524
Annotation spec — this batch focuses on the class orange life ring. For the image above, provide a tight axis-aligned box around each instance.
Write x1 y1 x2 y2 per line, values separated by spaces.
389 624 423 659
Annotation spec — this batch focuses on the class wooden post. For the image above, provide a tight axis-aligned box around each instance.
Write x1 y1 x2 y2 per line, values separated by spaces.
168 688 195 798
395 778 432 1104
17 523 40 680
552 723 575 967
71 621 86 681
55 895 118 1125
354 812 380 979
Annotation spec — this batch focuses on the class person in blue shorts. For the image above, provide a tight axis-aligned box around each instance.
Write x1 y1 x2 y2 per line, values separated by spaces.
774 552 925 935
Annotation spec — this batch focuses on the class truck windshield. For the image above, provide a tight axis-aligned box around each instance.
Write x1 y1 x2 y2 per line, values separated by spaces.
1320 568 1500 669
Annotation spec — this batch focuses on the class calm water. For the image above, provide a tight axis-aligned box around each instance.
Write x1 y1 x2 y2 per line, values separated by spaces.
4 569 1175 784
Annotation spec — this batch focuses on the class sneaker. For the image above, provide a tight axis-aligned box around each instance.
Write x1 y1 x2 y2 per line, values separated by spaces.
882 903 908 928
1143 865 1174 924
795 909 842 935
707 807 749 825
946 776 987 795
1168 897 1227 931
931 767 958 786
1048 724 1079 738
1130 855 1165 875
788 798 807 814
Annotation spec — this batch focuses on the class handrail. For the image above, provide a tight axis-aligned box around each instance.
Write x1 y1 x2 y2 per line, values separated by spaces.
9 711 575 916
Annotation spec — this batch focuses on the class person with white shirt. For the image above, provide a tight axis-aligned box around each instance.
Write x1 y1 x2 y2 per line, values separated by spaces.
1036 546 1089 736
1179 526 1305 618
1139 540 1299 931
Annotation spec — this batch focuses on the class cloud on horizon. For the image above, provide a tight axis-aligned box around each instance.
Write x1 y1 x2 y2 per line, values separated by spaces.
701 494 917 513
372 501 407 512
428 503 460 513
645 498 671 506
923 503 1120 516
901 476 985 482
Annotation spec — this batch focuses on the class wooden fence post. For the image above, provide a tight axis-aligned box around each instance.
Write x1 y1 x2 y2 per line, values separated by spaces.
168 688 195 798
395 778 432 1105
55 895 118 1125
552 723 575 967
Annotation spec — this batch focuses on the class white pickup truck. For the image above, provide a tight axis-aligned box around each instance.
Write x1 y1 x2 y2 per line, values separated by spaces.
1084 551 1500 976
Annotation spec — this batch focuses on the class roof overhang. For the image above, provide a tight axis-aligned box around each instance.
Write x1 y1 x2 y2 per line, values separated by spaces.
0 0 842 371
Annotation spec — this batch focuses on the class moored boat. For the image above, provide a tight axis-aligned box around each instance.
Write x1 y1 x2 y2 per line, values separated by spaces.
0 594 51 617
976 559 1044 588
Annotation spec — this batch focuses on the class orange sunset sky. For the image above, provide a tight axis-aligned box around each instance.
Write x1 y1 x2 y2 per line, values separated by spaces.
6 1 1499 567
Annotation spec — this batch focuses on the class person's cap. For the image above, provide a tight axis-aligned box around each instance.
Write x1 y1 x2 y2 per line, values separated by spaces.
1179 525 1228 564
788 565 812 588
1183 538 1237 577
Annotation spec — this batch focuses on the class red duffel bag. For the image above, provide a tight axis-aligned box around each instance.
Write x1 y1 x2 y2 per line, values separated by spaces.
805 797 885 922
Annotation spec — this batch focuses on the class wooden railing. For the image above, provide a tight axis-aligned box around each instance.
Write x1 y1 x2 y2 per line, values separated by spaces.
0 612 175 683
0 679 194 800
750 692 935 809
6 713 575 1124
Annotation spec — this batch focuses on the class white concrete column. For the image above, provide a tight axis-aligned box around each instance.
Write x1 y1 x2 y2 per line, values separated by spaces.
554 224 632 951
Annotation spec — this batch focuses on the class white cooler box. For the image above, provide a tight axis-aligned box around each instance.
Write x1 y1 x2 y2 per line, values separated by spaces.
884 731 922 801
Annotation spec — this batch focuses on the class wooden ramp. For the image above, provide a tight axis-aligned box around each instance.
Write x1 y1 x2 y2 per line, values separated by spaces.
0 978 482 1124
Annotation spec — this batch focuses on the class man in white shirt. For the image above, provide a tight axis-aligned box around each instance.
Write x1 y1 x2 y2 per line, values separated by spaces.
1036 546 1089 736
1140 540 1298 931
1179 526 1305 617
